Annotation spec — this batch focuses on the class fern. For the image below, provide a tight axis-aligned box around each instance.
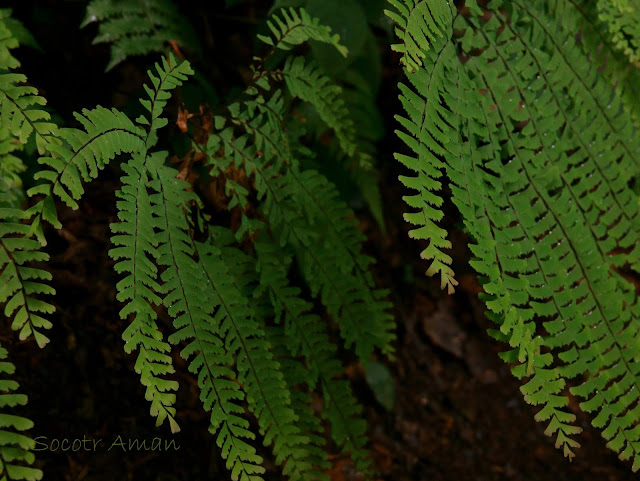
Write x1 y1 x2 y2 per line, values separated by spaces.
1 5 400 481
595 0 640 65
257 7 348 56
109 54 193 433
389 0 640 469
81 0 199 71
0 10 55 349
254 240 372 475
0 345 42 481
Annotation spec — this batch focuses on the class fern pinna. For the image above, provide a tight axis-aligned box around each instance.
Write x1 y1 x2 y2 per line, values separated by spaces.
388 0 640 469
0 4 396 481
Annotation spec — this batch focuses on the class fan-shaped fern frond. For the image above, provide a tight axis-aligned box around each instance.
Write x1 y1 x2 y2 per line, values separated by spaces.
0 344 42 481
257 7 348 57
81 0 199 71
389 0 640 468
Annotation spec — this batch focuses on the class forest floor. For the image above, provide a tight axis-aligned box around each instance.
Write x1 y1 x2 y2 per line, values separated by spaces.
5 1 639 480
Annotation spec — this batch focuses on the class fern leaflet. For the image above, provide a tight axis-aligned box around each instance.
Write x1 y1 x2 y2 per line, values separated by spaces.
0 345 42 481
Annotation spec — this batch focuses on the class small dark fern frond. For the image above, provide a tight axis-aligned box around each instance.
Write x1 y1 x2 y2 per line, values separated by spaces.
81 0 199 71
0 344 42 481
273 44 386 231
257 7 348 57
280 56 357 156
254 240 372 475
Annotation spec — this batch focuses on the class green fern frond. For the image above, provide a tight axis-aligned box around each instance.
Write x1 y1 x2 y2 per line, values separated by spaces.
81 0 199 71
254 240 373 475
389 0 459 294
281 56 356 156
0 13 56 156
153 174 263 481
109 153 179 433
0 192 54 349
107 54 192 433
26 106 145 236
385 0 452 72
194 232 316 481
553 0 640 125
390 0 640 468
0 12 55 349
137 53 194 146
257 7 348 57
595 0 640 65
0 344 42 481
208 97 395 362
262 326 330 481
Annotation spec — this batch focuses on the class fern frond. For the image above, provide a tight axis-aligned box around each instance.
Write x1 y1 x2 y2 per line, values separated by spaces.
152 173 263 481
26 106 145 231
109 153 179 433
81 0 199 71
136 53 194 147
106 54 193 433
281 56 356 156
385 0 452 72
257 8 348 57
254 240 373 475
194 232 316 481
0 12 55 349
208 101 395 362
388 0 460 294
595 0 640 65
0 344 42 481
390 0 640 467
0 191 54 349
261 326 330 481
0 13 56 156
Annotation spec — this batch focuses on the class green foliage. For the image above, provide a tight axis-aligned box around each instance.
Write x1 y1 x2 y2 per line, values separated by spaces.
388 0 640 470
257 7 347 55
0 5 396 481
0 10 55 350
81 0 199 71
0 345 42 481
596 0 640 65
